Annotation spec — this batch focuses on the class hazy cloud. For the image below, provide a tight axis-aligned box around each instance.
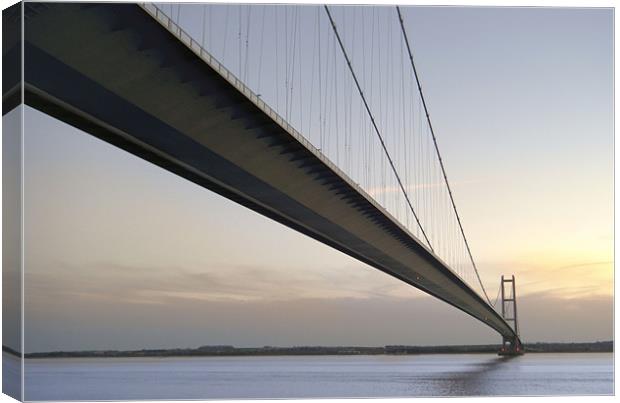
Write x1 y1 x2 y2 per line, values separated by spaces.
24 290 612 353
25 260 420 310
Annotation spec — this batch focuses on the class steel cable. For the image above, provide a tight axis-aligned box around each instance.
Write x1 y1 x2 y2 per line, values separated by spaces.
324 5 433 250
395 6 492 305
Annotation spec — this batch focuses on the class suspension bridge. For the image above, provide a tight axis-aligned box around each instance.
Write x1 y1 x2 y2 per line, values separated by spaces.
5 2 522 354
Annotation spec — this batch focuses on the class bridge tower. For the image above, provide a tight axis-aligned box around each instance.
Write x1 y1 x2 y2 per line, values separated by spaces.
498 275 524 356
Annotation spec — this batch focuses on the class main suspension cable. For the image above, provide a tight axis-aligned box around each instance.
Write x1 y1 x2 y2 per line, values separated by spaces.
323 5 432 251
395 6 491 305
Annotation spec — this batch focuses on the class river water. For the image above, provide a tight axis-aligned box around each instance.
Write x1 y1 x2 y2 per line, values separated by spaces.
11 352 613 400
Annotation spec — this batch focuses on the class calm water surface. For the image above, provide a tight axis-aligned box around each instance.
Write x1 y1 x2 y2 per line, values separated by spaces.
16 353 613 400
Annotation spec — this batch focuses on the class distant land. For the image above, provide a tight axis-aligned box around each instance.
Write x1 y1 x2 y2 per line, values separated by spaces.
4 341 612 359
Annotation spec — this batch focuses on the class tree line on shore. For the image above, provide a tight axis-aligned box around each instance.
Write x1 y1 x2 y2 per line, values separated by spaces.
4 340 612 358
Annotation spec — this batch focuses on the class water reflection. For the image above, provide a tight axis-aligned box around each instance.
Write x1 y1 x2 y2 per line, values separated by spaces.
439 356 516 396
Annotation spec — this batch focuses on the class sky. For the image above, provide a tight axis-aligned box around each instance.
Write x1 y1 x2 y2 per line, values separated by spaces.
7 4 613 353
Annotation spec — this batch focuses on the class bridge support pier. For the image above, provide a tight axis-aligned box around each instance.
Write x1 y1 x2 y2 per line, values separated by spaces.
497 275 524 356
498 336 523 356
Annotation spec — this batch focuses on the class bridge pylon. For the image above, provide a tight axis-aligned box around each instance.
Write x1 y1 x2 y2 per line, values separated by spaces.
497 275 524 356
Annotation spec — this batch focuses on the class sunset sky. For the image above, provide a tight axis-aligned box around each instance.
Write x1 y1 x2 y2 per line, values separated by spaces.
12 4 613 353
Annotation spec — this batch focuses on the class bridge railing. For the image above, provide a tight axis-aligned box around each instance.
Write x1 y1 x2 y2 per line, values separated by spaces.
140 3 493 307
142 3 429 254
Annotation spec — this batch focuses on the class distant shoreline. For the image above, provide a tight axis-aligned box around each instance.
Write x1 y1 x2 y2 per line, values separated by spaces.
5 341 612 359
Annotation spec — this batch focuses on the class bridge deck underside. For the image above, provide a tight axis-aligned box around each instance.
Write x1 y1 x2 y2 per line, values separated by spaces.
11 3 516 340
